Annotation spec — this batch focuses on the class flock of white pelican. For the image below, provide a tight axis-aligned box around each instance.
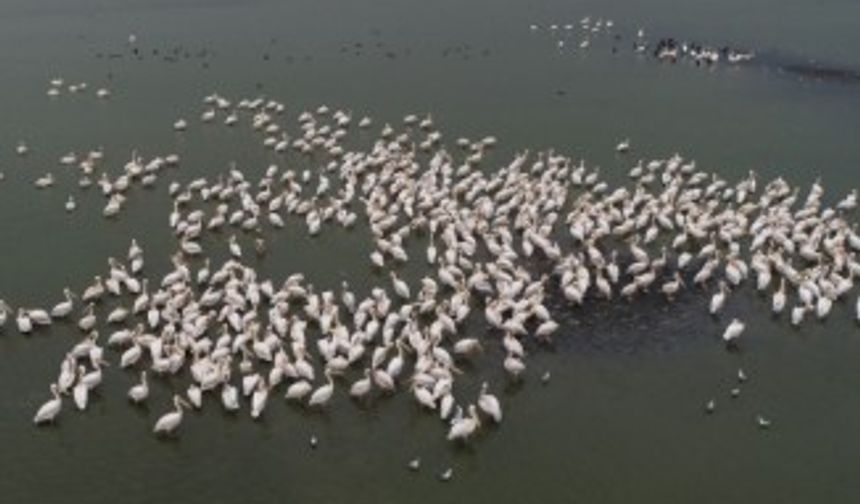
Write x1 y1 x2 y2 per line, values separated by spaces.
530 16 616 51
5 90 859 477
45 77 111 99
530 17 755 70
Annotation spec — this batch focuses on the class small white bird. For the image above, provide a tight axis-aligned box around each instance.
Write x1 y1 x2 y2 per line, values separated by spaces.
439 468 454 481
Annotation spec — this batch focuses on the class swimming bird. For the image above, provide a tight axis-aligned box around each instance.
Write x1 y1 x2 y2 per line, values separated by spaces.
73 367 89 410
16 309 33 334
477 382 503 424
221 383 240 412
285 380 313 401
722 319 745 346
439 468 453 481
308 370 334 407
33 384 62 425
447 404 481 441
128 371 149 403
153 395 191 436
251 379 270 419
349 369 373 398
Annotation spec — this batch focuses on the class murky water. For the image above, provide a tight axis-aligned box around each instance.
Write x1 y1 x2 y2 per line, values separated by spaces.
1 1 860 502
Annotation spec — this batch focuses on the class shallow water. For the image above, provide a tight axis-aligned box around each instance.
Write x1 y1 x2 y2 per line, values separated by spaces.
1 1 860 503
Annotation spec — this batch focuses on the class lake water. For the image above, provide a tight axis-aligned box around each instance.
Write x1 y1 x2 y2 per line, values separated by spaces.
1 1 860 502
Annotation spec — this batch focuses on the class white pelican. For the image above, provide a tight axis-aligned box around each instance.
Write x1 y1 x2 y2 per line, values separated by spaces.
772 279 786 314
128 371 149 403
16 309 33 334
153 395 191 435
373 368 396 392
58 356 76 393
391 272 411 299
251 380 270 419
229 235 242 258
81 361 105 390
82 276 105 302
0 300 9 327
29 308 52 326
701 397 714 413
33 384 62 425
413 385 436 409
709 281 728 315
78 304 96 332
73 367 89 410
477 382 502 423
447 404 481 441
504 353 526 379
535 319 559 339
349 369 372 398
453 338 482 356
308 370 334 407
120 342 143 368
440 468 453 481
722 319 745 345
221 383 240 412
816 295 833 319
285 380 313 401
791 305 807 326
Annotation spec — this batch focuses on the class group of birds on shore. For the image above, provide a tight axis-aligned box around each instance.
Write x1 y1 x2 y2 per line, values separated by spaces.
4 86 858 481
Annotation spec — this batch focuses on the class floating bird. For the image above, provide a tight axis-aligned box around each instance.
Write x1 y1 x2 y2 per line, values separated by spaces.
478 382 502 423
128 371 149 403
33 384 62 425
153 395 191 436
439 468 453 481
722 319 745 346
